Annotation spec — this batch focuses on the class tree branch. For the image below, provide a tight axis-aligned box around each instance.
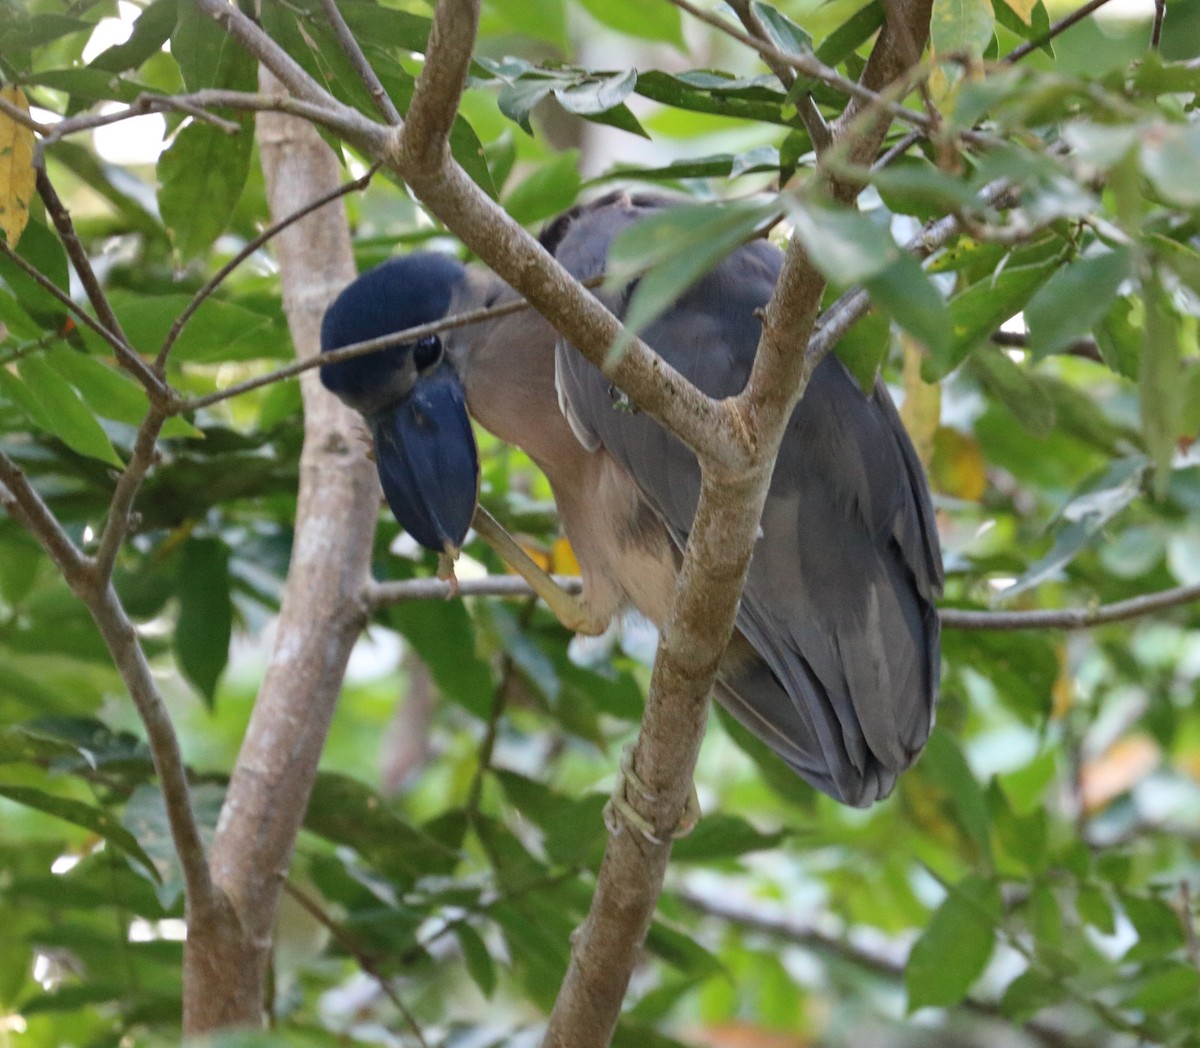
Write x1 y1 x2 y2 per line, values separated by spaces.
283 883 429 1048
0 451 217 932
0 240 161 393
396 0 473 171
677 888 1076 1048
941 582 1200 630
365 573 582 611
723 0 831 151
0 451 89 581
88 582 217 913
171 279 591 415
191 69 379 1034
1006 0 1121 64
319 0 401 125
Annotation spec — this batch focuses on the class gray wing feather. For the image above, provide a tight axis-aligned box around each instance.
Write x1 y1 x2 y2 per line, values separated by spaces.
552 195 943 807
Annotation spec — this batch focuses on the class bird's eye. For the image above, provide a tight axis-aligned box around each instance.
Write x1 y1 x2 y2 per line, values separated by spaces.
412 335 442 372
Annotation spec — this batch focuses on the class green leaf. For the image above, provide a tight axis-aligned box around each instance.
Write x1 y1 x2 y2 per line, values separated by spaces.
1140 121 1200 207
606 199 781 360
47 346 200 438
1122 962 1200 1012
158 120 254 262
966 351 1055 437
171 0 256 93
174 537 232 705
1001 967 1066 1020
1120 892 1186 961
926 254 1063 380
575 0 684 46
788 203 899 285
554 70 637 117
749 2 813 55
919 727 992 860
106 290 281 364
835 308 890 393
89 0 177 74
1141 273 1183 495
671 813 787 863
454 922 497 998
1005 455 1147 598
865 254 953 349
906 874 1001 1010
388 598 494 719
122 782 222 907
304 773 459 887
0 783 159 881
1076 883 1115 935
14 355 123 466
1025 246 1131 357
504 149 582 226
931 0 996 58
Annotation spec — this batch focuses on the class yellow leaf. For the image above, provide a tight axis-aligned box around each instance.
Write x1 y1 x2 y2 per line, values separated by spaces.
1006 0 1037 26
550 536 581 576
0 86 36 248
1050 642 1073 720
900 334 940 470
931 427 986 502
1081 736 1160 813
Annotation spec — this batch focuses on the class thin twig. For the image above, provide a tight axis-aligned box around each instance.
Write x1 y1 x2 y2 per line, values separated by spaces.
319 0 402 124
1151 0 1166 49
0 451 215 916
172 275 604 416
0 452 89 580
724 0 831 151
677 888 1075 1048
33 166 168 399
92 410 166 582
366 573 583 611
1007 0 1121 63
941 582 1200 631
90 582 217 914
0 93 50 133
155 163 381 372
366 569 1200 632
284 883 429 1048
0 241 173 408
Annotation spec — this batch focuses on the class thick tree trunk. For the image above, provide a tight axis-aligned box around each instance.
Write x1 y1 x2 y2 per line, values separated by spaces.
182 68 376 1034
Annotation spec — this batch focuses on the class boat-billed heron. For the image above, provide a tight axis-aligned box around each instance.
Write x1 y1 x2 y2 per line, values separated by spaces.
320 192 943 808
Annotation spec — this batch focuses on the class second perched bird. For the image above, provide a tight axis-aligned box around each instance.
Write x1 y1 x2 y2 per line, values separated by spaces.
320 193 943 807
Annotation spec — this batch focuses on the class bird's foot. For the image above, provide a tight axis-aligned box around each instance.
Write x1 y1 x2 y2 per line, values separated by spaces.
470 505 608 636
602 744 700 845
436 543 460 597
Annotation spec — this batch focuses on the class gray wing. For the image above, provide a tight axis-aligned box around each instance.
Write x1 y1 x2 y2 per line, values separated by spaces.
552 194 943 807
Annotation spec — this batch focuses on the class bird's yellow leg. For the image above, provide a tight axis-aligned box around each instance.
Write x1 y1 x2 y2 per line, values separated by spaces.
470 505 608 636
602 744 701 844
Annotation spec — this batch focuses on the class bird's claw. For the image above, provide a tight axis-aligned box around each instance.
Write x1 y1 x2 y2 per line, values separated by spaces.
437 543 460 597
602 745 700 845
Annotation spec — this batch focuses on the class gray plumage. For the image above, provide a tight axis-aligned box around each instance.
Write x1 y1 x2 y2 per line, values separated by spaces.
546 193 943 806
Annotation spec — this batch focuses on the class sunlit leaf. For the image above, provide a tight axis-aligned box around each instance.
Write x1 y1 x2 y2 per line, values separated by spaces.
907 874 1001 1010
0 87 36 248
0 783 159 881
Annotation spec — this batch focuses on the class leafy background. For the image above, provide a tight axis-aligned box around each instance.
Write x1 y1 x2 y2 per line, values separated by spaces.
2 0 1200 1045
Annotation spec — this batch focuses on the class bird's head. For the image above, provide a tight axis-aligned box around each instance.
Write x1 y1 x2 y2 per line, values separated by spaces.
319 253 478 555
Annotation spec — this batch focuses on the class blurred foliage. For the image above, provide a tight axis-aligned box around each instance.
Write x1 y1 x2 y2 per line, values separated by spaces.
2 0 1200 1047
